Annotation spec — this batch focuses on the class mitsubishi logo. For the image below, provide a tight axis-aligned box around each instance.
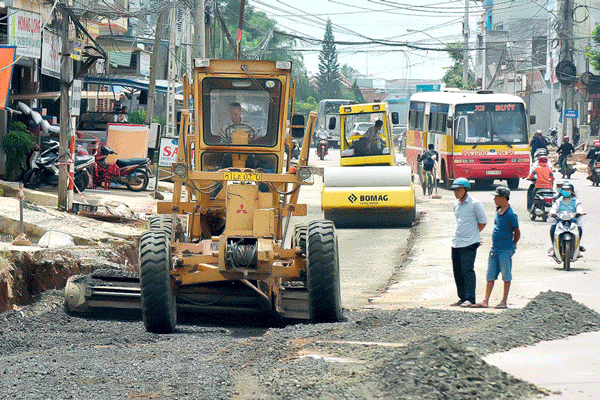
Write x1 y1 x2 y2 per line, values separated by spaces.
348 193 357 203
236 204 248 214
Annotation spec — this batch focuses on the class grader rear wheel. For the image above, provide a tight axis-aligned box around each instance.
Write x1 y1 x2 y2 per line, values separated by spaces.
306 219 342 323
139 231 177 333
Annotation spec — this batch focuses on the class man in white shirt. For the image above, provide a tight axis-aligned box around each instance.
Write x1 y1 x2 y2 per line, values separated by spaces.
450 177 487 308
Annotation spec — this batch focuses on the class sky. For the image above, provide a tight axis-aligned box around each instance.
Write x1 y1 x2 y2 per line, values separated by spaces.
248 0 484 81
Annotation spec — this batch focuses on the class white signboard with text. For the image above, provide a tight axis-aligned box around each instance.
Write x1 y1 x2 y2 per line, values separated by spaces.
8 9 42 59
70 79 82 117
159 138 179 167
42 30 61 77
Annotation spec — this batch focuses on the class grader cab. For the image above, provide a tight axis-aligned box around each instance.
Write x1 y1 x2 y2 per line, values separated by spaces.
65 59 342 333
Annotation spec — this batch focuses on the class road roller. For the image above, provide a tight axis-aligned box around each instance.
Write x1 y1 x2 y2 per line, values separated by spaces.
64 59 342 333
321 102 416 228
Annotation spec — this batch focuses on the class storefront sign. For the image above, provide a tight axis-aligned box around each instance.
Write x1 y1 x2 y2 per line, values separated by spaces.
139 51 150 76
42 30 61 77
159 138 179 167
0 46 17 110
8 9 42 59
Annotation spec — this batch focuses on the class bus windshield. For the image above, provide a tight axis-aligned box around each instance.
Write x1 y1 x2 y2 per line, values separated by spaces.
454 103 527 145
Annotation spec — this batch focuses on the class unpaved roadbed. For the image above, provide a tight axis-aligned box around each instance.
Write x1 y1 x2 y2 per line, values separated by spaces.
1 290 598 399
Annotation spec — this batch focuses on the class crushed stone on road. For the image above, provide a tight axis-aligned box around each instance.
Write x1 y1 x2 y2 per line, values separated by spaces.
1 290 598 399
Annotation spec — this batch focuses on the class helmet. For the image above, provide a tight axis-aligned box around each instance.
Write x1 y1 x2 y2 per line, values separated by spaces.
539 156 548 163
594 140 600 147
450 177 470 189
556 179 568 188
491 186 510 198
561 183 574 191
535 130 542 135
563 136 569 142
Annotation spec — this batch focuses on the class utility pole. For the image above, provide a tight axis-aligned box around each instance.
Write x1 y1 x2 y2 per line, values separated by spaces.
145 11 167 126
193 0 206 58
462 0 469 87
559 0 574 140
58 6 71 211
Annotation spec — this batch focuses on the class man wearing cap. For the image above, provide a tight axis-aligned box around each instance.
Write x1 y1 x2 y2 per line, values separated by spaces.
474 186 520 309
450 178 487 308
529 130 548 158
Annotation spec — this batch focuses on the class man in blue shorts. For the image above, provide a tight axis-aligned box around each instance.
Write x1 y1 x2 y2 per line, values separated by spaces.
475 186 520 309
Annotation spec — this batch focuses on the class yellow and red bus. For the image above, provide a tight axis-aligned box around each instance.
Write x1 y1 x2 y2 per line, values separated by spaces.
406 90 532 190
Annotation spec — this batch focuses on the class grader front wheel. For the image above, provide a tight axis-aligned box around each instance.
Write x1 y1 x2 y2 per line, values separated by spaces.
139 231 177 333
306 220 342 323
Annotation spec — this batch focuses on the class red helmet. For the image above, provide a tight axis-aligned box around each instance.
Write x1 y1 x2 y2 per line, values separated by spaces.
539 156 548 163
563 136 569 142
594 140 600 147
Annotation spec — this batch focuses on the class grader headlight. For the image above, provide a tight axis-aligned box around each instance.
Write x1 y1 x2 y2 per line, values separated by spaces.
298 166 313 182
172 162 188 179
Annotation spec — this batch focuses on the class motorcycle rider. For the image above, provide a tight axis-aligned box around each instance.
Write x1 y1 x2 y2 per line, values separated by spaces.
527 155 555 210
586 140 600 177
530 130 548 158
556 136 575 172
417 144 439 183
549 183 585 253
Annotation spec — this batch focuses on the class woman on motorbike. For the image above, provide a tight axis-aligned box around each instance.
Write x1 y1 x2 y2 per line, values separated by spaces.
549 183 585 252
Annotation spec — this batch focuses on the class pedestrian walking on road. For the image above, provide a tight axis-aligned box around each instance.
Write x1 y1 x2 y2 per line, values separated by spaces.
449 178 487 308
474 186 520 309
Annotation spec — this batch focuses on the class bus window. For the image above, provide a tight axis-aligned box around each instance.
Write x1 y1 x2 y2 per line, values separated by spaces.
456 116 467 143
409 101 425 130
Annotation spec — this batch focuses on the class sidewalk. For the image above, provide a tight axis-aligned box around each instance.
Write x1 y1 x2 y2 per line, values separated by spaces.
369 187 600 399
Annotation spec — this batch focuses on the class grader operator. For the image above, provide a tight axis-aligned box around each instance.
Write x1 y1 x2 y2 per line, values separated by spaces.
64 59 342 333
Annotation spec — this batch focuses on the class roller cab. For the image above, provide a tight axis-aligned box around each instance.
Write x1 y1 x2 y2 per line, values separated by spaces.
322 103 416 228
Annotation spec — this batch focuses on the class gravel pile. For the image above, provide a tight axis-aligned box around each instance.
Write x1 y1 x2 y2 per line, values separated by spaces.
0 290 598 399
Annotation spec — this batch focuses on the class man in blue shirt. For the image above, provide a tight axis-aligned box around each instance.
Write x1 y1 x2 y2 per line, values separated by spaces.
450 178 487 308
475 186 520 309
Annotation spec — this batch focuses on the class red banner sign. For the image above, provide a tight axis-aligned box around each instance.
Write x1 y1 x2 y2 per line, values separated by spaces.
0 46 16 110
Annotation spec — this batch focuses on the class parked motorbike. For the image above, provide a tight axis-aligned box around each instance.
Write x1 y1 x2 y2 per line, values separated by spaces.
23 140 94 192
588 161 600 186
560 154 576 179
549 211 585 271
529 188 555 221
547 127 559 147
317 139 329 160
93 145 151 191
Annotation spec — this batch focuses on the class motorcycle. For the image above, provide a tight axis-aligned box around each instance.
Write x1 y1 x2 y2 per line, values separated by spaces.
529 188 555 221
531 147 549 168
560 154 576 179
588 161 600 186
549 211 585 271
93 145 152 191
317 139 329 160
547 126 559 147
23 140 94 192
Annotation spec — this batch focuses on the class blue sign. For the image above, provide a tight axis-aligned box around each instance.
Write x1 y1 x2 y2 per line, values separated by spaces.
416 84 441 93
564 109 578 118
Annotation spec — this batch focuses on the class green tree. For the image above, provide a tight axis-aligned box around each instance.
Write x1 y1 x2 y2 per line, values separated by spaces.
316 19 341 99
351 79 364 102
442 42 475 89
341 64 359 80
586 24 600 70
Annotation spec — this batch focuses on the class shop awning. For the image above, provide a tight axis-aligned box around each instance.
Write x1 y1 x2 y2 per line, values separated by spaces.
81 75 183 94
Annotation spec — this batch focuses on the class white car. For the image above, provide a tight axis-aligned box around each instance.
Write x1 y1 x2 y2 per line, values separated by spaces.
350 122 374 136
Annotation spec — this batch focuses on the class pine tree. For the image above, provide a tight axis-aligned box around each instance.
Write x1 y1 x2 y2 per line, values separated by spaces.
317 19 341 99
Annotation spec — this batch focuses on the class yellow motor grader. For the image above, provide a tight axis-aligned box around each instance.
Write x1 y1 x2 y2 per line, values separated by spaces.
64 59 342 333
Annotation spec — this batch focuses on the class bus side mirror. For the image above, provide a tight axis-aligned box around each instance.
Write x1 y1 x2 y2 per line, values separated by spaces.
447 118 453 129
530 115 536 125
328 117 336 130
391 112 399 125
291 114 305 139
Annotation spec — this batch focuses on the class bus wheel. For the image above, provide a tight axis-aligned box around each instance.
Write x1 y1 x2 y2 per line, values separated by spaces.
441 164 452 189
507 178 519 190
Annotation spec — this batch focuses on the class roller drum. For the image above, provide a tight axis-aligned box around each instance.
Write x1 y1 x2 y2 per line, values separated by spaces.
324 166 412 187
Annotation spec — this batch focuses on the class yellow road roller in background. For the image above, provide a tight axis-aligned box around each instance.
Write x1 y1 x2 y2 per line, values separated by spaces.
321 103 416 228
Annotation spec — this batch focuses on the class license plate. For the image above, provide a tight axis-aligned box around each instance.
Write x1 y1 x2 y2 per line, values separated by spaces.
567 160 574 165
223 172 262 182
486 170 501 175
